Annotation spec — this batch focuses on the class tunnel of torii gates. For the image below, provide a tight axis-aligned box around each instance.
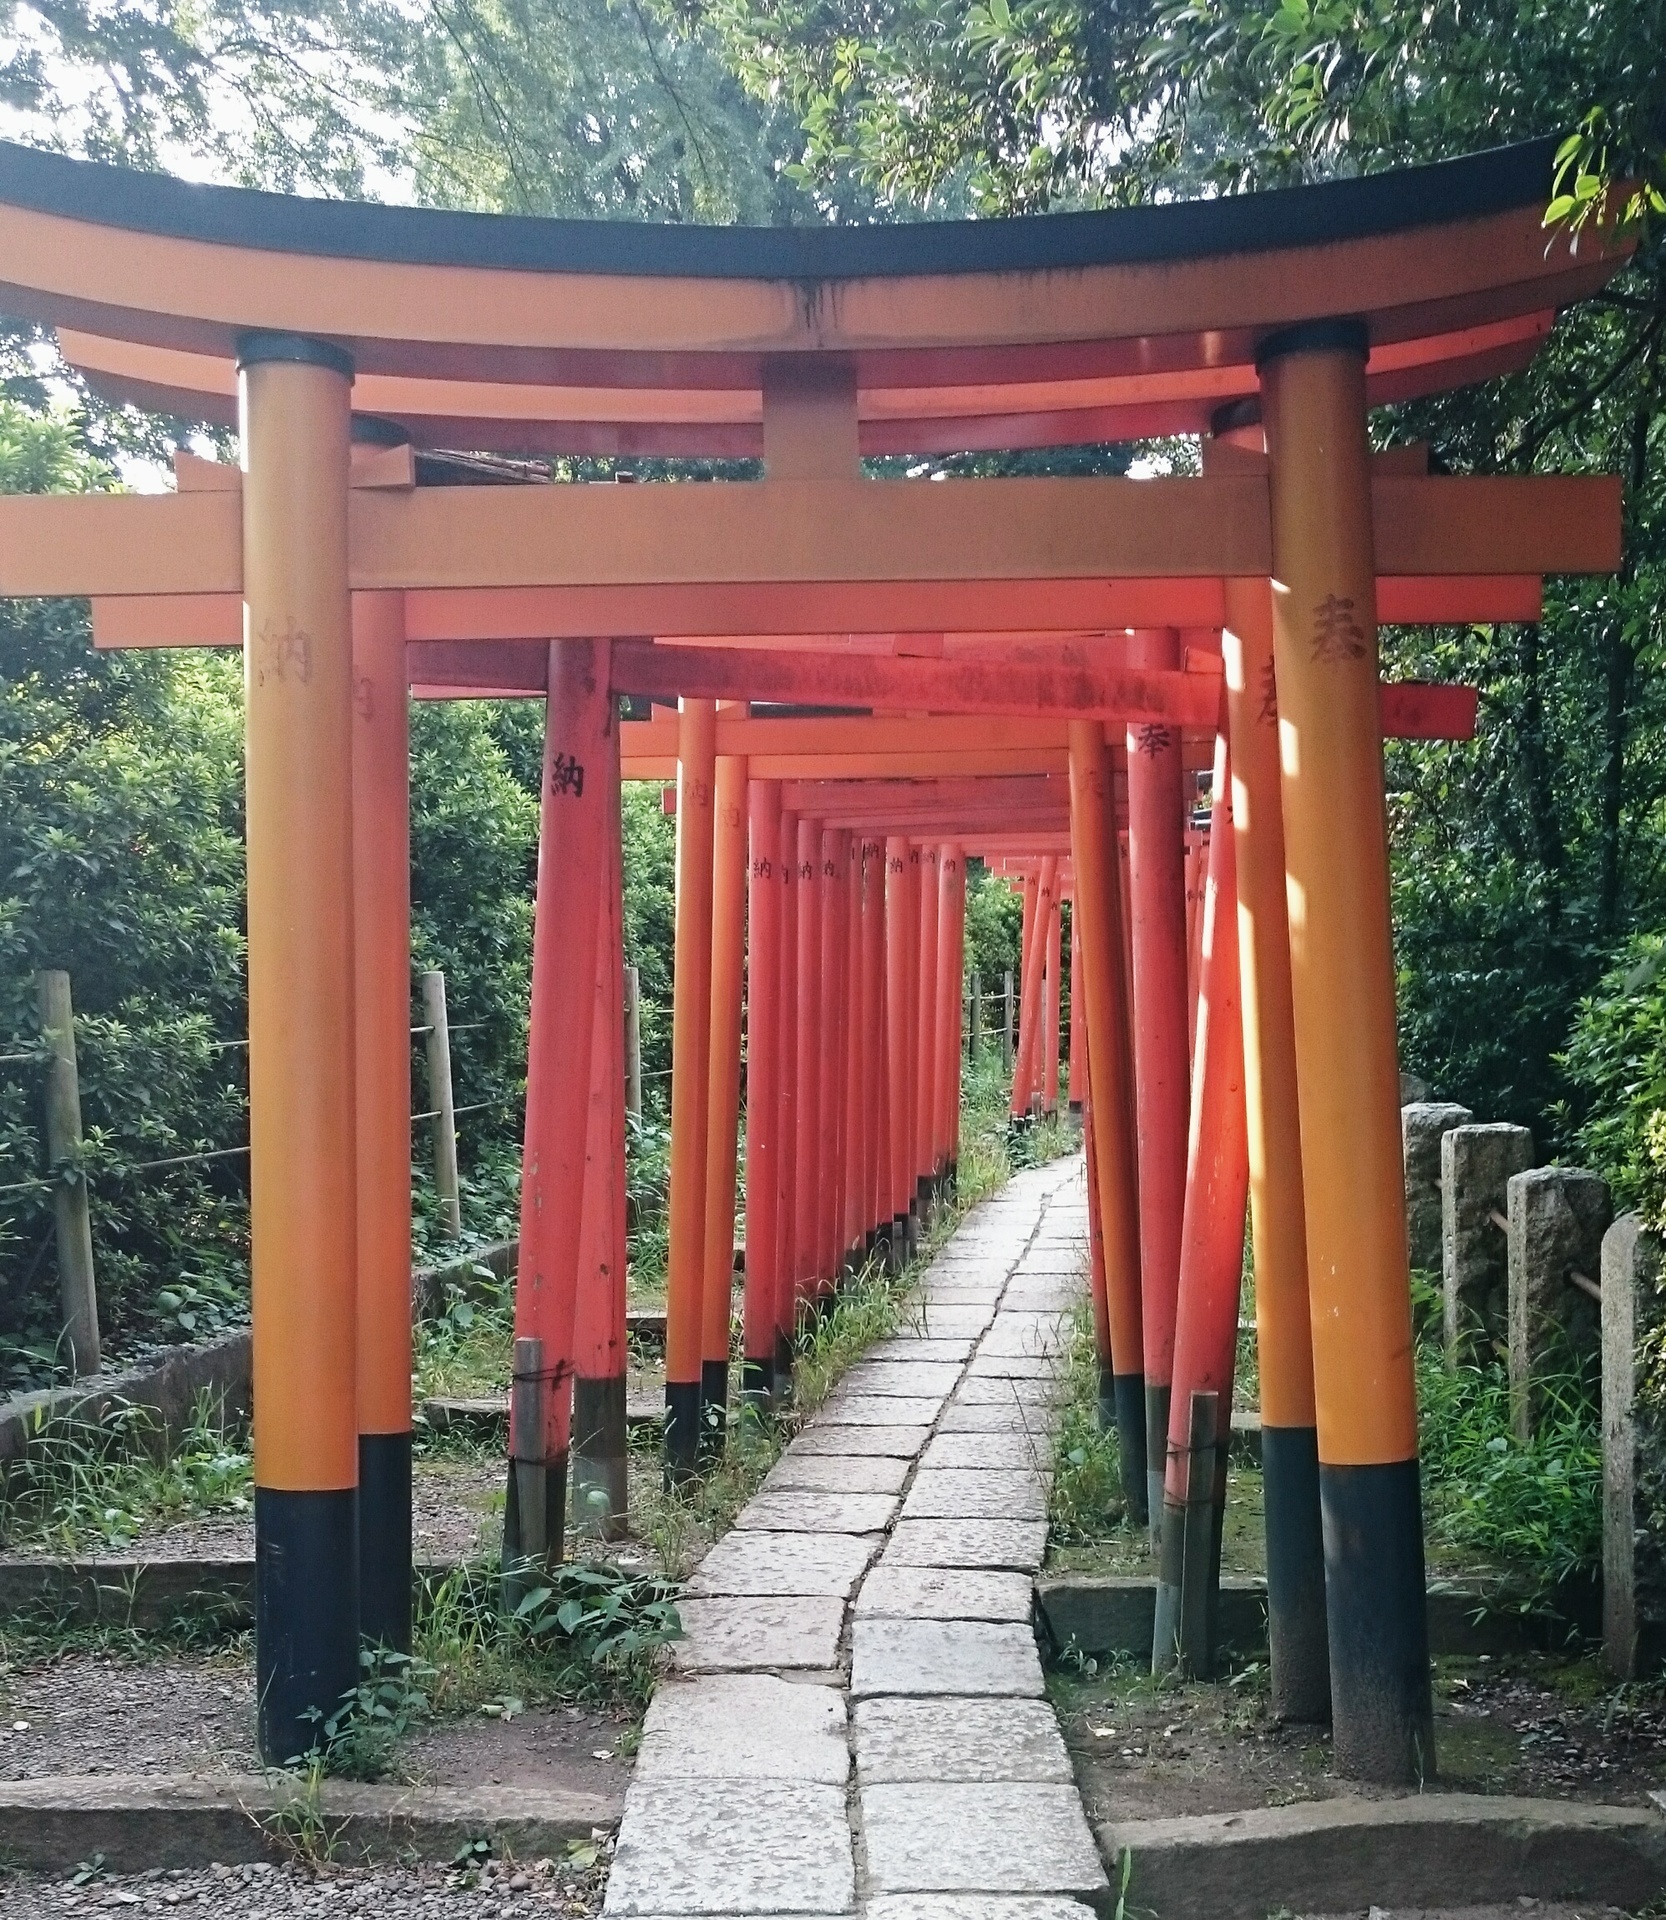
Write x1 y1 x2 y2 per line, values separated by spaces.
0 133 1629 1781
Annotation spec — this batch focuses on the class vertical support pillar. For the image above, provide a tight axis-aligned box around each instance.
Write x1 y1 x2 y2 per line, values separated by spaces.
623 965 642 1121
1083 1105 1116 1430
1154 730 1249 1681
33 969 100 1378
884 836 913 1262
948 855 967 1177
934 844 964 1196
1261 324 1432 1782
1015 862 1056 1122
1002 969 1015 1074
1221 563 1330 1723
1011 870 1040 1118
774 805 799 1380
842 842 865 1267
970 970 983 1063
240 335 358 1766
572 721 628 1538
1127 630 1191 1540
508 638 614 1552
1068 721 1148 1522
914 842 941 1212
422 971 462 1238
351 591 412 1651
1067 910 1084 1114
743 780 783 1404
664 697 717 1480
861 838 887 1256
1043 891 1063 1118
700 746 748 1451
818 828 850 1290
794 818 823 1303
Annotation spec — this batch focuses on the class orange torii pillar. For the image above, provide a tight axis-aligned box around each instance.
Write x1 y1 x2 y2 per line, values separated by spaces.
841 843 865 1268
1068 721 1147 1522
794 817 824 1301
1068 911 1084 1114
1221 566 1330 1725
1013 859 1056 1121
1127 633 1192 1539
819 827 851 1289
902 843 923 1252
1010 869 1040 1119
508 638 616 1553
1153 729 1250 1679
773 802 800 1382
700 743 748 1451
1082 1103 1116 1425
860 838 887 1255
934 843 966 1196
1043 887 1063 1117
352 591 413 1656
914 842 942 1212
884 836 914 1265
243 336 359 1766
1261 323 1432 1782
572 725 629 1536
663 696 717 1480
742 779 783 1406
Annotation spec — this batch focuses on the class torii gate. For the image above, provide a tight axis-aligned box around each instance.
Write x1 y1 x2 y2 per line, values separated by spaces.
0 134 1627 1783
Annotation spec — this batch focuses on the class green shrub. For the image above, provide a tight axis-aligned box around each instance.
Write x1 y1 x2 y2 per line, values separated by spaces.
1558 932 1666 1224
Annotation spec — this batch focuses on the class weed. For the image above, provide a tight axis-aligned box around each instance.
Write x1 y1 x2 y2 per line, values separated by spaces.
289 1645 435 1780
1049 1300 1128 1547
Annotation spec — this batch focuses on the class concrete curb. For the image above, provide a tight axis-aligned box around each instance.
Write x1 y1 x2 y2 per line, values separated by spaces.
1098 1792 1666 1919
0 1772 621 1871
1037 1572 1602 1662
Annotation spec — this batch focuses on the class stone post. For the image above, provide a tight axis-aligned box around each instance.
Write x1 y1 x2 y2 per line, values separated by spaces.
1507 1166 1610 1442
1441 1122 1533 1359
1602 1214 1666 1679
1401 1101 1471 1273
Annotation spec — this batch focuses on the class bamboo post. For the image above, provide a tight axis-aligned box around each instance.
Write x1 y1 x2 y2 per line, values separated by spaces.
970 970 983 1062
34 968 100 1378
421 970 462 1238
1002 969 1015 1073
623 965 642 1120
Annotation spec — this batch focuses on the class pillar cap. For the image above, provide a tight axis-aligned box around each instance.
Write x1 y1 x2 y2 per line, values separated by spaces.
235 331 355 379
1254 317 1369 369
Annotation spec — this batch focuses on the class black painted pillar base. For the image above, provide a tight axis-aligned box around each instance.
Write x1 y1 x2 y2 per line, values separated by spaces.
773 1332 794 1403
699 1359 729 1463
357 1431 411 1653
256 1485 359 1767
1321 1458 1435 1782
1114 1372 1149 1527
1263 1423 1331 1723
501 1449 568 1583
741 1356 774 1407
572 1374 629 1540
892 1214 911 1270
664 1380 701 1486
1144 1382 1170 1547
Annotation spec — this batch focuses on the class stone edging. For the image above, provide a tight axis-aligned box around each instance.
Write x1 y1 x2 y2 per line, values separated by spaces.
0 1772 620 1871
1102 1791 1666 1919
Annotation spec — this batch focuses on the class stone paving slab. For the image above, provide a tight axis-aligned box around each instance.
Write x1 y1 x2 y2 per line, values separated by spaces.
900 1469 1048 1521
637 1677 849 1783
670 1596 846 1673
688 1530 881 1599
866 1900 1093 1920
860 1783 1107 1896
997 1285 1080 1313
917 1433 1054 1474
787 1424 932 1457
861 1337 976 1363
818 1394 946 1426
913 1310 998 1339
936 1400 1060 1436
882 1518 1049 1571
855 1698 1072 1783
604 1778 855 1914
853 1565 1035 1622
763 1453 912 1496
735 1489 900 1534
953 1373 1065 1404
851 1617 1045 1698
965 1354 1067 1382
836 1361 966 1398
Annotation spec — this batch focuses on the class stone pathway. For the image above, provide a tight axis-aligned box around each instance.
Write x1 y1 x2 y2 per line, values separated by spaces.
604 1157 1108 1919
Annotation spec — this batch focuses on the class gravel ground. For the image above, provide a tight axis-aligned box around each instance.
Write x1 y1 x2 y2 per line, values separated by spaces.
0 1846 612 1918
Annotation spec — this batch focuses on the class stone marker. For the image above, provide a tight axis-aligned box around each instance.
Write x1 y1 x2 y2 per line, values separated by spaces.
1602 1213 1666 1678
1443 1121 1533 1355
1401 1100 1472 1271
1507 1164 1611 1441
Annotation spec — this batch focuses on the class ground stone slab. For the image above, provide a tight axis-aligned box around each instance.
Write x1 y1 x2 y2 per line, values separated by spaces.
937 1400 1060 1436
918 1433 1055 1474
817 1394 946 1427
604 1778 855 1915
687 1530 880 1600
836 1361 966 1398
901 1469 1048 1521
763 1453 911 1496
882 1518 1049 1571
854 1566 1035 1622
866 1900 1097 1920
850 1618 1044 1698
855 1698 1073 1782
966 1355 1067 1382
787 1424 931 1457
954 1373 1064 1404
861 1782 1107 1896
636 1676 849 1783
862 1338 976 1363
670 1596 846 1674
735 1490 900 1534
